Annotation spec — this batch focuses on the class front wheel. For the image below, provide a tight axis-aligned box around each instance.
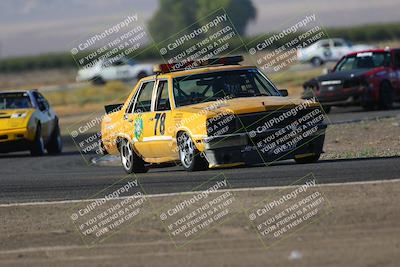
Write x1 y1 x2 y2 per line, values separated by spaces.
119 139 148 174
178 132 208 172
378 82 394 109
47 123 62 154
294 153 321 164
30 124 45 156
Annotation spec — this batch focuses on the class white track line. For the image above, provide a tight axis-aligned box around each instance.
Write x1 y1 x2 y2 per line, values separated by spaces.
1 178 399 208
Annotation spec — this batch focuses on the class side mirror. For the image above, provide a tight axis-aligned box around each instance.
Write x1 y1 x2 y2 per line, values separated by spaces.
328 68 334 73
279 89 288 97
38 102 46 111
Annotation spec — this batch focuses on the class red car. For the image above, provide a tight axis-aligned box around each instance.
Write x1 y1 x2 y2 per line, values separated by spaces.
303 48 400 112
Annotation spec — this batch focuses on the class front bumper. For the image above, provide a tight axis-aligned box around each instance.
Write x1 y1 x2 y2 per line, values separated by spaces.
312 85 374 107
203 125 327 166
318 95 358 106
0 128 34 153
0 139 32 153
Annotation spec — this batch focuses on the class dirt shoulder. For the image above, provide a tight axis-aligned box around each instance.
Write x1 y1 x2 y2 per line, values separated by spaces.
0 179 399 267
322 117 400 159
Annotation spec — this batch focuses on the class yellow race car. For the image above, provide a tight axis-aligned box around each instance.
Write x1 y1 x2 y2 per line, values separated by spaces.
0 90 62 156
101 56 327 173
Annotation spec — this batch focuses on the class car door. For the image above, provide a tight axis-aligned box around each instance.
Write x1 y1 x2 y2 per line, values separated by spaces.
319 40 333 61
145 79 175 158
112 59 131 80
101 59 129 80
391 49 400 97
32 92 52 140
39 93 57 133
332 39 349 60
124 80 157 158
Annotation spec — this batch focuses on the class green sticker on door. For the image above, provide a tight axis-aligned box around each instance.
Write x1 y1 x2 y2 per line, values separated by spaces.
134 115 144 140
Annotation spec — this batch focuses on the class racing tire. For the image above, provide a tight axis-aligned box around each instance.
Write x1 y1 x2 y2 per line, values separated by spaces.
119 139 148 174
30 124 45 156
378 82 394 110
310 57 323 67
361 103 375 111
178 132 209 172
47 123 63 154
294 153 321 164
92 76 106 85
98 140 108 155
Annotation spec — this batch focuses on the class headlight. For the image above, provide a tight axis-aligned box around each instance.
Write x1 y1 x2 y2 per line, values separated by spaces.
320 80 342 86
11 112 27 118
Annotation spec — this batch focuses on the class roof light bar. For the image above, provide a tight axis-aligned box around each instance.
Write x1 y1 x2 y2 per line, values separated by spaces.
154 55 243 74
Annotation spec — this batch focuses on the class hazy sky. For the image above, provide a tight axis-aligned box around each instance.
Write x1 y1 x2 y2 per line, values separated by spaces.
0 0 399 57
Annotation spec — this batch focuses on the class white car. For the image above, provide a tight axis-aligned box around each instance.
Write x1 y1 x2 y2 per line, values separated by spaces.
297 38 374 66
76 58 153 85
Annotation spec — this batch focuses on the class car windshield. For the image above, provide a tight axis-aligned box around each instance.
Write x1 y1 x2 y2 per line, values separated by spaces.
0 92 33 109
173 69 280 107
336 52 391 71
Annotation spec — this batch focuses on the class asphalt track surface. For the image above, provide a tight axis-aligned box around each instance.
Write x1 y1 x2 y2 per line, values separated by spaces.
0 106 399 204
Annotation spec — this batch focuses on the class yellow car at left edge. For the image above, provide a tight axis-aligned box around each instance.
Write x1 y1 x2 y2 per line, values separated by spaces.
0 90 62 156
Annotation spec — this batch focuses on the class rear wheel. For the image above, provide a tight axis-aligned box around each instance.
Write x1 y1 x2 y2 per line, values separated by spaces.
311 57 323 67
30 124 45 156
119 139 148 174
136 71 147 80
98 140 108 155
92 76 106 85
47 123 62 154
178 132 208 172
294 153 321 164
378 82 394 109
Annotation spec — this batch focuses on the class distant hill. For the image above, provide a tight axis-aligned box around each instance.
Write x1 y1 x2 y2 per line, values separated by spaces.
0 0 399 57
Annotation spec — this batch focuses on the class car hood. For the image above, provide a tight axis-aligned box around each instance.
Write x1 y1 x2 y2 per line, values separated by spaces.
315 69 368 82
0 109 35 131
176 96 318 117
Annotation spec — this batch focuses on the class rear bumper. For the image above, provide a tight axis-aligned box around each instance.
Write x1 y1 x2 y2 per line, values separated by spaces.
203 125 327 166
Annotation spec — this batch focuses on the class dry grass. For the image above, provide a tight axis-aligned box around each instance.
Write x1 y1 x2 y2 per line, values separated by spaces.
0 68 76 90
43 81 131 107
